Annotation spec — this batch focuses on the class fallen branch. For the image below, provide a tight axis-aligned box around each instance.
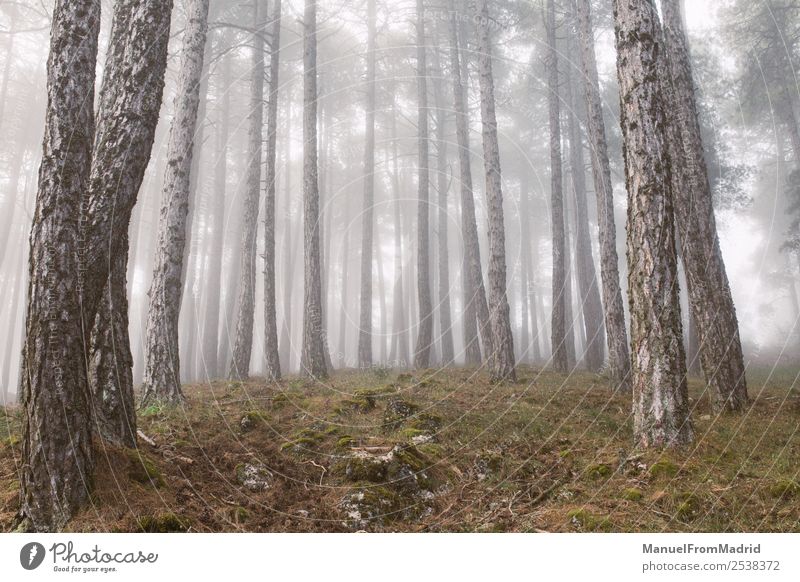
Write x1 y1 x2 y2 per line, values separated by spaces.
136 430 157 447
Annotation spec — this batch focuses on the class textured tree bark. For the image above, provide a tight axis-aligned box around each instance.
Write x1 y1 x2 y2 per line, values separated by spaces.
263 0 283 381
19 0 100 532
229 1 266 381
574 0 631 390
660 0 748 412
432 48 455 367
519 170 541 364
141 0 209 404
202 50 231 380
476 0 516 382
301 0 328 378
447 0 490 365
358 0 377 368
546 0 568 374
613 0 693 448
414 0 434 370
389 108 410 366
565 56 605 372
279 99 295 372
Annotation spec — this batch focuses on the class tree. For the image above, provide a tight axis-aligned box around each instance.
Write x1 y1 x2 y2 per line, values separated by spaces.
414 0 434 369
389 103 410 365
447 0 492 365
546 0 569 374
476 0 516 381
301 0 328 378
358 0 377 368
660 0 749 412
573 0 631 390
141 0 210 404
264 0 283 380
229 0 267 380
19 0 100 532
613 0 693 447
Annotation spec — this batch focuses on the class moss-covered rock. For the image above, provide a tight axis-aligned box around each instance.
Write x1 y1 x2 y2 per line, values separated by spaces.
383 397 419 430
235 462 272 491
585 463 613 481
475 452 503 480
648 459 679 479
240 410 268 432
567 508 612 531
622 487 643 502
336 435 355 449
136 513 188 533
126 449 164 487
339 486 402 529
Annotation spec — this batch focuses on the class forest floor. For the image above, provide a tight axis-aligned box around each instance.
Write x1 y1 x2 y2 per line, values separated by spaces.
1 365 799 532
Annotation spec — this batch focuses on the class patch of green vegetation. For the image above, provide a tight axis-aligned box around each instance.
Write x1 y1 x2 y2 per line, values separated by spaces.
343 454 389 483
140 404 166 418
2 434 20 448
585 463 613 480
336 435 355 449
649 459 679 479
567 508 612 531
231 506 249 524
559 449 573 459
338 397 376 413
126 449 164 487
674 492 701 522
416 443 444 459
383 398 420 430
136 513 188 533
622 487 643 502
408 413 442 433
769 479 800 499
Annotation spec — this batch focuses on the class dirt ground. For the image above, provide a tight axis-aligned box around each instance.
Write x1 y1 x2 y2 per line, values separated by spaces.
1 365 798 532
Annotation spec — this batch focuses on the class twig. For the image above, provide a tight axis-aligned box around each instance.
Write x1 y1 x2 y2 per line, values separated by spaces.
136 430 157 447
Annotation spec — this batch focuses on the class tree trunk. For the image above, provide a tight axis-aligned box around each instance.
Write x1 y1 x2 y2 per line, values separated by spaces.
574 0 631 390
389 108 410 365
414 0 434 370
565 55 605 372
476 0 516 382
19 0 100 532
613 0 693 447
141 0 209 404
519 170 541 363
358 0 377 368
229 1 266 380
660 0 748 412
279 99 294 371
301 0 328 378
546 0 569 374
263 0 283 380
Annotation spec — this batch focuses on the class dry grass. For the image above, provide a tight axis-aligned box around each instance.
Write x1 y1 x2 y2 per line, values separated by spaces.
1 365 798 532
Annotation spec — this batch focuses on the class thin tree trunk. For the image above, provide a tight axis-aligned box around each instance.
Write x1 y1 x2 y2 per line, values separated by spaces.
279 100 294 371
141 0 209 404
263 0 283 380
414 0 434 370
546 0 568 374
660 0 748 412
358 0 377 368
574 0 631 389
301 0 328 378
19 0 100 532
389 109 409 365
613 0 693 447
476 0 516 382
229 1 266 380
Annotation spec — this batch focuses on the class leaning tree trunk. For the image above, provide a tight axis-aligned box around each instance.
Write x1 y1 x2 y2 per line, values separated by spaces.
565 56 605 372
613 0 693 448
546 0 569 374
263 0 283 380
476 0 516 382
19 0 100 532
141 0 209 404
413 0 434 370
448 0 491 364
574 0 631 390
660 0 748 412
229 1 266 380
358 0 377 368
301 0 328 378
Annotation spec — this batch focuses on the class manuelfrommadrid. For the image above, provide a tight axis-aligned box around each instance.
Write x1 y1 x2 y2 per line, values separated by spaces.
643 543 761 554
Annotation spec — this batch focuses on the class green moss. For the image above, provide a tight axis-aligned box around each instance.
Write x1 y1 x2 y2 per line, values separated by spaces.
769 479 800 499
126 449 164 487
585 463 613 480
567 508 612 531
416 443 444 458
343 455 389 482
400 428 429 440
339 397 375 413
2 434 20 447
383 398 420 430
622 487 643 502
674 492 701 522
140 404 165 418
408 413 442 433
136 513 188 533
231 506 249 524
559 449 573 459
336 435 355 449
649 459 679 479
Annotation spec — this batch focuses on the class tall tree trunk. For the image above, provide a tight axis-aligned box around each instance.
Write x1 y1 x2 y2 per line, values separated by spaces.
358 0 377 368
389 109 410 365
0 6 16 133
546 0 569 374
279 100 294 371
301 0 328 378
19 0 100 532
447 0 490 365
229 1 266 380
263 0 283 380
660 0 748 412
202 50 231 380
565 59 605 372
563 193 577 366
574 0 631 389
613 0 693 447
519 170 541 364
414 0 434 370
476 0 516 382
141 0 209 404
432 47 455 366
